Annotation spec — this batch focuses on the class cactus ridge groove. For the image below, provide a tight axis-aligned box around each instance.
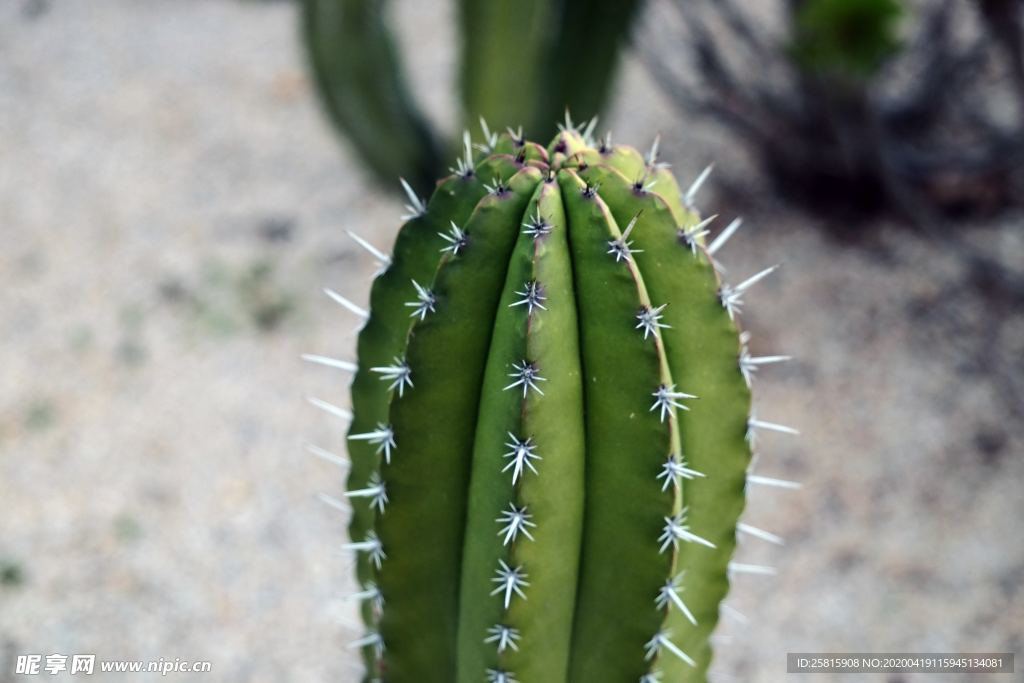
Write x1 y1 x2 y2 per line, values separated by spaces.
311 123 796 683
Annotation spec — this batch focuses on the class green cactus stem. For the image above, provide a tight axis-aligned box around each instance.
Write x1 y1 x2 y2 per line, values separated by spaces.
301 0 443 193
309 120 797 683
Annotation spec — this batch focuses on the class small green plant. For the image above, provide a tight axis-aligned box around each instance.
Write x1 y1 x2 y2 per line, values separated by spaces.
24 399 56 432
308 121 796 682
300 0 643 194
790 0 903 78
643 0 1024 245
0 560 24 588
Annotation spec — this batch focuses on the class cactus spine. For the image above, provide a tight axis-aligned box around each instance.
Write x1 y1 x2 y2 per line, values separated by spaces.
313 120 796 682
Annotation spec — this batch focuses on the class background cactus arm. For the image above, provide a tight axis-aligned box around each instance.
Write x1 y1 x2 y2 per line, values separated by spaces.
301 0 442 193
559 170 685 682
579 165 753 680
376 168 542 681
458 0 553 135
534 0 646 136
457 180 586 682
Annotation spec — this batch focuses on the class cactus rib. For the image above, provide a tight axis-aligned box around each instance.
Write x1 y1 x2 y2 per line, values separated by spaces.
457 178 585 682
378 166 543 678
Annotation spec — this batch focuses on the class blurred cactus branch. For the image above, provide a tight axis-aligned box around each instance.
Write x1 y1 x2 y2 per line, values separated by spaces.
302 0 642 195
533 0 646 135
301 0 443 194
458 0 555 138
639 0 1024 296
460 0 644 137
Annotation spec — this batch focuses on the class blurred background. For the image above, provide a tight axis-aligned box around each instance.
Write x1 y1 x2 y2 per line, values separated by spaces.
1 0 1022 681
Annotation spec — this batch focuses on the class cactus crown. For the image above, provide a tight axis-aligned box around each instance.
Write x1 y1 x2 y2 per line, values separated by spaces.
312 119 795 683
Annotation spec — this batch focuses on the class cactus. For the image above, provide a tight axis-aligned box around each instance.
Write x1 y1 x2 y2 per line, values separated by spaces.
308 120 797 682
300 0 643 194
301 0 444 193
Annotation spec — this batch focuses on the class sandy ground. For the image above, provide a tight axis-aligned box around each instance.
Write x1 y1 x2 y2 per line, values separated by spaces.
1 1 1022 682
